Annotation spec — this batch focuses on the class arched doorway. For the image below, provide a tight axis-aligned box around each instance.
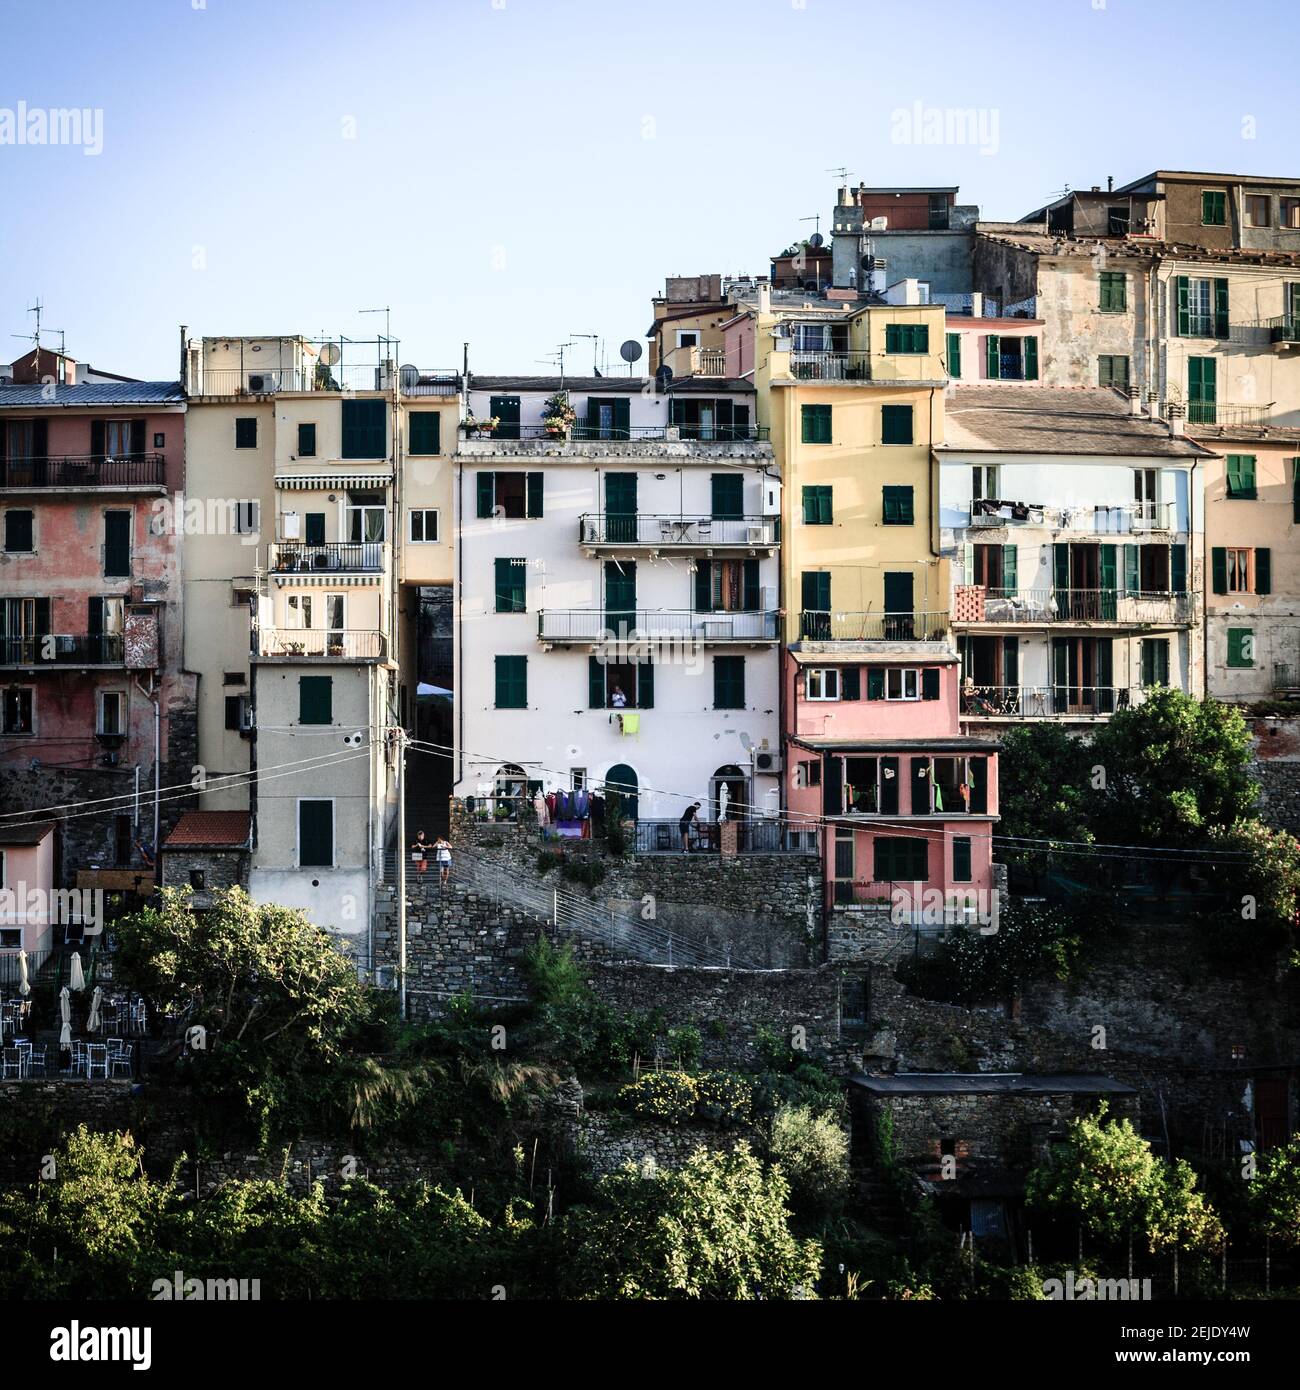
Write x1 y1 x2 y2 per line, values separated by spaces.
493 763 527 820
604 763 639 821
711 765 749 822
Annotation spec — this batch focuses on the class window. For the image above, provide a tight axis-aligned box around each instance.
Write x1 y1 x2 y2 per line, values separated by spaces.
341 399 387 459
1177 277 1228 338
96 690 124 736
972 465 998 502
882 485 914 525
801 571 831 637
885 323 929 353
494 557 527 613
806 668 840 701
1099 271 1127 313
304 512 325 545
2 687 32 734
409 509 439 543
1142 638 1170 687
1213 545 1270 595
494 655 527 708
971 543 1017 597
1188 355 1217 422
234 500 259 535
234 417 257 449
3 510 33 553
1225 454 1257 500
881 405 913 445
588 656 654 709
1107 206 1130 236
1283 198 1300 230
710 474 744 520
297 422 316 457
952 836 972 883
946 332 961 378
1227 629 1255 669
408 411 441 455
713 655 745 709
1202 190 1227 226
798 758 821 788
801 404 832 444
886 668 920 701
676 330 699 348
874 836 928 882
103 510 131 577
696 558 759 613
153 432 165 449
476 471 543 519
1244 195 1270 228
298 800 334 867
224 694 249 731
802 485 833 525
299 676 332 725
1098 355 1130 389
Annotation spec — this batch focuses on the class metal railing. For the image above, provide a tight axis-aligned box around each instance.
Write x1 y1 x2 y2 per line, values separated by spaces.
578 514 778 547
967 499 1177 531
0 454 166 489
786 350 872 381
538 609 779 642
193 363 396 395
799 610 949 642
0 634 125 667
633 819 818 854
398 367 460 396
961 683 1150 718
1187 402 1273 427
254 628 386 659
960 588 1195 625
461 422 769 442
1268 316 1300 345
268 541 387 573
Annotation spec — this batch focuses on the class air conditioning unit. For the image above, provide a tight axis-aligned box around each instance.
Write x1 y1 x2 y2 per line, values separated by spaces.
247 373 278 394
753 749 783 775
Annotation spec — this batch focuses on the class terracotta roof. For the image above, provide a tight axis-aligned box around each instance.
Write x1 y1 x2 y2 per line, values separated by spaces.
0 821 55 846
163 811 251 849
940 386 1214 459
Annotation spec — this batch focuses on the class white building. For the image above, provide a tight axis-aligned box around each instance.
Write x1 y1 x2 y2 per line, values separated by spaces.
937 386 1211 727
455 375 782 830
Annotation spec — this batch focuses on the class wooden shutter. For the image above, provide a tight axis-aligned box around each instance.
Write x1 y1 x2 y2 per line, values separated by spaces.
910 758 930 815
588 655 605 708
613 398 630 439
1293 460 1300 524
1053 542 1070 593
953 837 972 882
1002 544 1017 593
1003 636 1019 687
985 335 999 377
916 325 929 353
712 474 743 519
1211 547 1228 593
495 557 524 613
526 472 543 518
130 419 146 456
879 757 900 814
867 668 885 700
305 512 325 544
969 757 988 814
34 597 50 636
1124 544 1140 594
476 473 495 518
921 667 940 701
299 801 333 866
1176 276 1190 336
299 676 332 724
104 511 131 577
637 659 654 709
802 487 817 525
33 419 47 459
1099 544 1118 619
1214 278 1230 338
225 695 243 731
1171 543 1187 594
842 666 861 700
946 333 961 378
1255 548 1271 594
822 755 842 817
742 558 760 610
90 419 105 460
409 412 440 455
495 655 526 708
1024 336 1039 380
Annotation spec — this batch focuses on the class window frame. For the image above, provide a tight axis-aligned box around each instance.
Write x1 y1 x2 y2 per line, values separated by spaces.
494 654 528 709
1098 271 1127 313
297 422 317 458
882 485 915 525
96 689 125 737
2 508 34 554
1201 189 1227 226
494 557 527 614
713 654 746 710
805 668 841 702
1 685 34 735
234 417 258 449
880 404 914 446
801 484 833 525
408 508 440 544
297 797 335 868
408 410 442 456
885 668 920 701
801 403 832 445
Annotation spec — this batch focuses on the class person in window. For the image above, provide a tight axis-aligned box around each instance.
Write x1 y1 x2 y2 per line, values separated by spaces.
609 682 628 709
679 801 701 852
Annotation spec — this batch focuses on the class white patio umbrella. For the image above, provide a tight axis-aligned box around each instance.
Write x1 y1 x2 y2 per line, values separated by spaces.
58 986 72 1049
86 986 103 1035
17 949 30 997
69 951 85 992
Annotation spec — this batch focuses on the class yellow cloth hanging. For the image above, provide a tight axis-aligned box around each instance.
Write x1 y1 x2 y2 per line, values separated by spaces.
620 713 640 735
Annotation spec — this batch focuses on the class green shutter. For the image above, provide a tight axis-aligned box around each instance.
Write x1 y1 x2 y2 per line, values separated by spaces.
1214 279 1230 338
1226 454 1256 499
883 485 913 524
969 758 988 815
1002 544 1017 593
802 485 832 524
299 676 332 725
299 801 333 867
696 560 713 612
842 666 861 700
1099 544 1117 620
711 474 744 519
1293 459 1300 524
589 655 605 708
801 404 831 444
613 397 630 440
1255 548 1271 594
742 558 760 610
823 756 842 817
476 472 495 518
946 333 961 378
1053 542 1070 593
341 399 386 459
526 472 543 518
408 411 441 455
714 656 745 709
953 837 972 882
1124 543 1140 594
911 758 930 815
1003 636 1019 686
885 323 902 353
867 668 885 700
1211 547 1228 594
1171 543 1187 594
985 334 1000 377
921 667 940 701
495 655 527 708
638 659 654 709
1176 276 1190 337
881 405 913 445
495 557 525 613
1227 629 1253 668
879 758 900 815
915 325 929 353
1024 336 1038 380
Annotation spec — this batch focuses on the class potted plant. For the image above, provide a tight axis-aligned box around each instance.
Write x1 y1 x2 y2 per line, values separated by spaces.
463 414 500 439
541 391 575 440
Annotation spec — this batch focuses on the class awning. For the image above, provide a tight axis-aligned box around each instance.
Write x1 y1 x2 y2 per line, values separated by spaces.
274 473 394 490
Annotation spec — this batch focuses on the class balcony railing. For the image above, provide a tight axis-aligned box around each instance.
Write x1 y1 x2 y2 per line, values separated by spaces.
254 629 387 660
1268 316 1300 345
0 454 166 490
578 514 778 548
398 366 460 396
633 819 818 854
961 684 1151 718
461 423 769 442
799 611 950 642
956 588 1195 625
786 350 872 381
1187 402 1273 428
0 634 124 667
537 609 779 643
268 542 387 574
967 499 1177 531
193 363 398 395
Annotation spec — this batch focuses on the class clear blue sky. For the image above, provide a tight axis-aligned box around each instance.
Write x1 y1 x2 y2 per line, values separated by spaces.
0 0 1296 379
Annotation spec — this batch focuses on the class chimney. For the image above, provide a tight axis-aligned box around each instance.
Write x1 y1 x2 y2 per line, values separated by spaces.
1107 175 1114 193
179 324 188 389
1129 386 1144 416
1167 401 1185 436
758 281 771 314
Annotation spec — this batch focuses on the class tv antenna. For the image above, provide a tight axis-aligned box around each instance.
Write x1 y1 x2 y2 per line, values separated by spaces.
571 333 601 376
12 299 65 356
535 340 577 381
359 306 394 347
800 214 822 240
826 166 852 183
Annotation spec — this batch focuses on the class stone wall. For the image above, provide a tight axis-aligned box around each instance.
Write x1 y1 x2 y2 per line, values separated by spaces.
576 1111 753 1177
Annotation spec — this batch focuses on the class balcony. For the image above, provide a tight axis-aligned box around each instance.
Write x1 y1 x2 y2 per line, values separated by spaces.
398 366 460 396
578 514 778 552
461 422 767 442
953 587 1196 627
661 345 728 378
966 499 1178 532
537 609 779 645
253 629 387 661
961 684 1152 719
633 819 818 854
798 611 950 642
785 351 872 381
0 454 166 491
0 634 124 668
1187 402 1273 428
268 542 388 576
1268 316 1300 348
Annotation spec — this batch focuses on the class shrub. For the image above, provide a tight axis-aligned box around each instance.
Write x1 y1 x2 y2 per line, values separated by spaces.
694 1071 754 1128
665 1025 701 1070
618 1071 699 1125
561 858 606 888
769 1104 850 1212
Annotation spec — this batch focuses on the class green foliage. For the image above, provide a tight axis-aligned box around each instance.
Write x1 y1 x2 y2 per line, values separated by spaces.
769 1104 850 1213
1205 821 1300 959
1027 1104 1225 1254
1250 1133 1300 1244
665 1024 701 1070
997 723 1099 848
559 1144 821 1299
693 1071 754 1128
618 1071 698 1125
560 857 606 888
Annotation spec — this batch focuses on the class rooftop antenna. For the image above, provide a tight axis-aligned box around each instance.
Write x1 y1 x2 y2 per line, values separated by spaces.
799 214 822 240
571 333 601 376
359 306 393 348
11 299 65 356
535 340 576 384
826 166 852 183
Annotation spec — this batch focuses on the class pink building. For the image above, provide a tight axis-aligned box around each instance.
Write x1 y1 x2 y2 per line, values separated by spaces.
0 821 55 954
783 648 999 916
0 347 195 883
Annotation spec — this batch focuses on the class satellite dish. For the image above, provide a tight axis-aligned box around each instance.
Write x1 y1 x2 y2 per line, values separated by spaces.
809 232 824 248
319 343 341 366
619 339 644 364
655 364 673 389
399 363 420 389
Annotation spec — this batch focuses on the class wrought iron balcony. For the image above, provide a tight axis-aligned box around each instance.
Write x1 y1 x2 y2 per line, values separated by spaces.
0 454 166 490
798 610 950 642
954 587 1196 626
1187 402 1272 428
633 818 817 854
578 514 778 549
0 634 125 667
537 608 779 644
960 683 1154 718
785 350 872 381
460 423 769 443
1268 316 1300 345
268 542 388 574
253 628 387 660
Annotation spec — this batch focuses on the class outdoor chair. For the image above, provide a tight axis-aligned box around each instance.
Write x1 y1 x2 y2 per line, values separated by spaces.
27 1045 46 1076
1 1047 22 1080
109 1044 133 1080
70 1040 87 1075
85 1044 108 1080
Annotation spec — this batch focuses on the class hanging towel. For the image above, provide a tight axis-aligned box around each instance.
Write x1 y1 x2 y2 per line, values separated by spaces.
931 759 944 812
574 788 590 818
620 713 640 735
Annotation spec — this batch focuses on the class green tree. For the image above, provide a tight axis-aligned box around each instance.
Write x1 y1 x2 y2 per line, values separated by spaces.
996 723 1099 847
1027 1105 1224 1254
1250 1134 1300 1245
1206 820 1300 960
560 1144 822 1299
769 1104 851 1213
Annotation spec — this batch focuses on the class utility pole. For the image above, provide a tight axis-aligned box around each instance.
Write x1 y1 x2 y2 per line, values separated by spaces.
396 725 407 1019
